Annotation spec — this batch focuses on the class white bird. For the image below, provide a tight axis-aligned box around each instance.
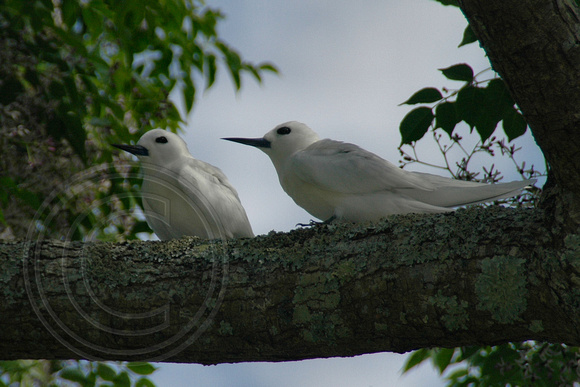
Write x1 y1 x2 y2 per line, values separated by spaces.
223 121 535 223
113 129 254 240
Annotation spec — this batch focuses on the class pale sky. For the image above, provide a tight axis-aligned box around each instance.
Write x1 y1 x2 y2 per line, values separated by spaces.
149 0 545 385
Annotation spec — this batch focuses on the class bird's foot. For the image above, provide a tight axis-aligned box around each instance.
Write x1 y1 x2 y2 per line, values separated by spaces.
296 219 321 228
296 216 336 228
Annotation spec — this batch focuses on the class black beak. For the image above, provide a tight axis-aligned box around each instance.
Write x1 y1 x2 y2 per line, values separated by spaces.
112 144 149 156
222 137 272 149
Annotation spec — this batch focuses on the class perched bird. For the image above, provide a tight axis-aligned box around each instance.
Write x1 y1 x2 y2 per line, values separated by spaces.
113 129 254 240
223 121 535 223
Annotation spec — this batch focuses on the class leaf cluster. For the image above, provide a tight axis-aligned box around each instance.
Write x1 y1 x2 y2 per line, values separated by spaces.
403 343 580 387
397 17 542 200
397 65 542 206
400 64 527 145
0 360 157 387
0 0 276 161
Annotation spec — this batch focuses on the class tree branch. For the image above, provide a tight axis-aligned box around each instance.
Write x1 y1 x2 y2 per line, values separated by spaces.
1 207 579 364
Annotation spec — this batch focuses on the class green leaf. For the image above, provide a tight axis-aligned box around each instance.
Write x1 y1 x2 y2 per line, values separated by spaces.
445 367 469 381
439 64 474 82
401 348 432 373
458 346 481 361
60 368 88 383
81 6 104 37
205 54 217 89
96 363 117 381
2 176 41 209
503 108 528 142
13 187 41 210
64 75 83 113
459 24 478 47
456 86 491 137
62 110 87 162
463 79 516 142
127 362 157 376
113 371 131 387
135 378 156 387
0 360 28 373
0 177 15 203
434 101 460 136
85 369 97 386
400 87 443 105
183 76 196 114
259 62 279 74
432 348 456 374
217 42 243 89
245 64 262 83
480 345 521 384
455 87 479 122
102 99 126 120
399 107 435 145
61 0 80 28
50 27 89 58
486 78 515 108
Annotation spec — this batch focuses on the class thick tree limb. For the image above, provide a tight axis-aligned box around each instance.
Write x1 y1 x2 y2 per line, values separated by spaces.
1 207 579 364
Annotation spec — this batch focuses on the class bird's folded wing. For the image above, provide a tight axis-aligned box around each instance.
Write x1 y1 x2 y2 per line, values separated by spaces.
178 158 254 238
290 139 437 194
181 158 244 200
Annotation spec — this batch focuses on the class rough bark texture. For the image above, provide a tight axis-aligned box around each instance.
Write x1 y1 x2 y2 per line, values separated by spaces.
459 0 580 229
1 207 579 364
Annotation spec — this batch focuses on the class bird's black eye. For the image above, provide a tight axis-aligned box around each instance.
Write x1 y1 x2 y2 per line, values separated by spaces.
155 136 168 144
277 126 291 135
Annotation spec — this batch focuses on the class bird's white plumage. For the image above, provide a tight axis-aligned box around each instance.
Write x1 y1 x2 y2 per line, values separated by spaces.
291 139 435 193
115 129 254 240
225 121 535 222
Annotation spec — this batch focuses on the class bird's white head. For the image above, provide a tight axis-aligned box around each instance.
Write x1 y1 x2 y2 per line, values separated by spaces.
113 129 191 165
223 121 320 165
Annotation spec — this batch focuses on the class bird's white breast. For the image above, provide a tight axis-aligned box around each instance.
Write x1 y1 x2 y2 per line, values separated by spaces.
141 175 215 239
279 166 340 221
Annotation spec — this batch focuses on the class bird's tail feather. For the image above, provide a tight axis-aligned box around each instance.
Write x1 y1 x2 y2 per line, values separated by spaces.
401 177 536 208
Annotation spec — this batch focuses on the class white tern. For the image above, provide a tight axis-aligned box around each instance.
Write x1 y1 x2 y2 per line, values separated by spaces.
223 121 535 223
113 129 254 240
